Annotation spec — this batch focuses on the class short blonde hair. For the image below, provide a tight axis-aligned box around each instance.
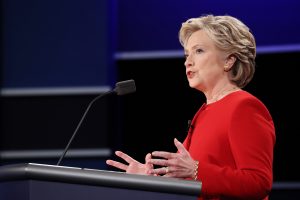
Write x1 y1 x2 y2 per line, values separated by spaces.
179 14 256 88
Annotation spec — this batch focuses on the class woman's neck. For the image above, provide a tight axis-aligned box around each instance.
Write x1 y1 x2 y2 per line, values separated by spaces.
206 85 240 104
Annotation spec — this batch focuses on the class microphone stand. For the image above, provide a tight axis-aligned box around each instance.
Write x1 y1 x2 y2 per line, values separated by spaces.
56 79 136 166
56 90 115 166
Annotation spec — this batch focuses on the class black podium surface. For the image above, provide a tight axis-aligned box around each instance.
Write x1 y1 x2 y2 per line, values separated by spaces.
0 163 201 200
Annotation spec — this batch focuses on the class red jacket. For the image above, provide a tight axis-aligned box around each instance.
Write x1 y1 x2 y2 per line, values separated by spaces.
184 90 275 200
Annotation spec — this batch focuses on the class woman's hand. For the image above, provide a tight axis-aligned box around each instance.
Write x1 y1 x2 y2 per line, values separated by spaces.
147 138 197 179
106 151 154 175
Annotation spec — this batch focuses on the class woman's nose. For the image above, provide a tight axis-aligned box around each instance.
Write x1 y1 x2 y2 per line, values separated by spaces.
184 57 193 68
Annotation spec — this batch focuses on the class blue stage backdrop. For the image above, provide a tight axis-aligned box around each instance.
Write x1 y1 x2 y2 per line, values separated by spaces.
117 0 300 52
2 0 300 90
2 0 116 90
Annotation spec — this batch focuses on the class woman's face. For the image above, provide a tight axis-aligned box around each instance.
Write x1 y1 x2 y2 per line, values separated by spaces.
184 29 228 92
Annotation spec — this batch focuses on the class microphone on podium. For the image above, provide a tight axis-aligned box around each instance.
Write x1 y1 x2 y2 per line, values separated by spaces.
56 79 136 166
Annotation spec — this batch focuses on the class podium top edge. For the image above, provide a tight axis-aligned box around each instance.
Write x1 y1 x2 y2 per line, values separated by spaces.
0 163 201 197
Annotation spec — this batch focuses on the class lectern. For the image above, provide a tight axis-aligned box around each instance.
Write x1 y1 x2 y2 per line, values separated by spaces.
0 163 201 200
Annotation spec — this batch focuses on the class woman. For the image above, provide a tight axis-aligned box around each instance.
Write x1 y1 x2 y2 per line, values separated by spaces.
106 14 276 200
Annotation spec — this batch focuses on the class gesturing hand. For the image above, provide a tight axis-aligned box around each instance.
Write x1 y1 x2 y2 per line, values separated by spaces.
106 151 154 175
147 138 197 179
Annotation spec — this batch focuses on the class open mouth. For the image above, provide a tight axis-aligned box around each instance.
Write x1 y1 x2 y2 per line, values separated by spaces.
186 71 195 79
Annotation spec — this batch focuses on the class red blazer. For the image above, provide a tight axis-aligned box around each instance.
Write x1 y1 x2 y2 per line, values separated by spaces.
183 90 276 200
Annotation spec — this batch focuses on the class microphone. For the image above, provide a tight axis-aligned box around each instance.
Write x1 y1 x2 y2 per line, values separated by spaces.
187 120 193 134
114 79 136 95
56 79 136 166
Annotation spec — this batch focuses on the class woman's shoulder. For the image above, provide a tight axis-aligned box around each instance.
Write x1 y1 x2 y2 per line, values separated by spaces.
228 90 263 105
228 90 272 119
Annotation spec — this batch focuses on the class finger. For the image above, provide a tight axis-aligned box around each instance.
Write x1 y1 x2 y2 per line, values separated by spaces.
165 166 174 174
163 172 175 177
106 159 128 171
145 153 153 168
145 153 154 175
145 153 152 162
151 151 177 159
148 158 169 166
148 167 168 175
115 151 137 164
174 138 189 154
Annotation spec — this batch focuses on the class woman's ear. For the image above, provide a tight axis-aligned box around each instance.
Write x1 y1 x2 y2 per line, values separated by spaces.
224 55 236 72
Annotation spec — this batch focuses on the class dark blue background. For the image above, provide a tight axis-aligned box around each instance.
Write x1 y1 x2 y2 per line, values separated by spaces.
2 0 300 88
117 0 300 51
2 0 115 88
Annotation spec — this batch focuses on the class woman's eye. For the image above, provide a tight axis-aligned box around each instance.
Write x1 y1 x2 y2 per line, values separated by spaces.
196 49 203 54
184 54 189 58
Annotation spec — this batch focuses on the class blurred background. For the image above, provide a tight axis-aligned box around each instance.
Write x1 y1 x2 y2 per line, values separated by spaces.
1 0 300 198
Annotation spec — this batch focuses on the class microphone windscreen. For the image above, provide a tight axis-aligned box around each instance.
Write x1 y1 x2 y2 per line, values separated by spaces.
114 79 136 95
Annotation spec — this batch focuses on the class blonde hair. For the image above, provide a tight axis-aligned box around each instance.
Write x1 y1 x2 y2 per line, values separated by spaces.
179 14 256 88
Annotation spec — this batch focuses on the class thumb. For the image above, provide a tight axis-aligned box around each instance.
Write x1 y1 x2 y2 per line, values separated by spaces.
145 153 153 168
174 138 189 154
145 153 152 163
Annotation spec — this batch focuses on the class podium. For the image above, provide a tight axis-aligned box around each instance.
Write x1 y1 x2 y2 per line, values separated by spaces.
0 163 201 200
